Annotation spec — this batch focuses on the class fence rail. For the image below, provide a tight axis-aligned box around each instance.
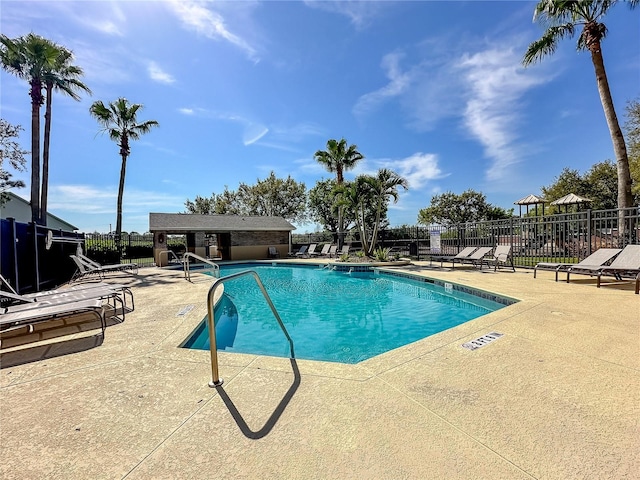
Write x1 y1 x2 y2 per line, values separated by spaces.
2 207 638 293
294 207 639 267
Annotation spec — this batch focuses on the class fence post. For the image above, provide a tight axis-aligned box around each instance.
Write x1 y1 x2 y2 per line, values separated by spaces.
587 209 592 255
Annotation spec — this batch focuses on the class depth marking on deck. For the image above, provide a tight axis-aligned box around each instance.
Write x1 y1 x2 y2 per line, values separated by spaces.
176 305 195 316
461 332 503 350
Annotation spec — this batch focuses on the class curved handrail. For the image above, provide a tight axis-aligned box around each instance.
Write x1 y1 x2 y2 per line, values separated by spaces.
206 270 295 387
158 250 181 266
183 252 220 280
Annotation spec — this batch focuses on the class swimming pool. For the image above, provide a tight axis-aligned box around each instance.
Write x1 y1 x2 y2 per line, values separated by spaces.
182 264 513 364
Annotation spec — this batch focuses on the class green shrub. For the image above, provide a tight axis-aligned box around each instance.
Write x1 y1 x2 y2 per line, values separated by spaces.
373 247 391 262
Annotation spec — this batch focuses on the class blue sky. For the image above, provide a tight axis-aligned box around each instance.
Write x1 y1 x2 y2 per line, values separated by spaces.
1 1 638 233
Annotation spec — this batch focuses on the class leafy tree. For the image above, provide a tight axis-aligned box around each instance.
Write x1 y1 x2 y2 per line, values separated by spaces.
308 179 340 233
90 98 159 245
417 189 511 226
185 172 307 223
314 138 364 248
212 186 243 214
184 195 216 215
1 33 58 223
523 0 638 210
308 178 356 236
0 119 28 205
237 172 307 223
584 160 618 210
624 97 640 200
542 161 619 211
541 167 587 212
41 46 91 225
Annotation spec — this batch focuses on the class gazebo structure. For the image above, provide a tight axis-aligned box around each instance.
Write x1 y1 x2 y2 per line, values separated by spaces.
514 194 546 217
149 213 295 266
550 193 592 213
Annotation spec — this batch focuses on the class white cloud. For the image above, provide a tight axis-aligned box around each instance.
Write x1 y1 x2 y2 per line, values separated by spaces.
380 153 447 189
353 52 412 117
166 0 259 62
48 184 184 215
179 108 194 115
148 61 175 84
243 124 269 145
303 0 387 29
457 46 548 181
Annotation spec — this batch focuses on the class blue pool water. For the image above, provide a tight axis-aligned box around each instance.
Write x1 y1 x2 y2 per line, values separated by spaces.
182 264 511 364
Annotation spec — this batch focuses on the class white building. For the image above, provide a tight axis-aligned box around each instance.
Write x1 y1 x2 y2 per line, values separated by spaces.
1 192 78 231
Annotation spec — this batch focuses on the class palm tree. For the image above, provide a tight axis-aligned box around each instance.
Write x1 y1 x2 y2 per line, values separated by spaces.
89 98 158 249
41 47 91 226
0 33 59 224
523 0 638 211
338 177 374 253
367 169 408 254
314 138 364 248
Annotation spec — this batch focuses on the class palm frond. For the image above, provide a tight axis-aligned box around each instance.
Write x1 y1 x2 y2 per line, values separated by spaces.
523 23 575 65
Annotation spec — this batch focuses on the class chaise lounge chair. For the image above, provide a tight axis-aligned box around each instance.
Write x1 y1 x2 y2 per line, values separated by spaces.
534 248 621 281
566 244 640 294
313 244 332 257
267 246 280 258
293 245 308 257
430 246 477 268
451 246 494 269
483 245 515 272
306 244 318 257
1 297 106 336
71 254 138 281
1 281 134 323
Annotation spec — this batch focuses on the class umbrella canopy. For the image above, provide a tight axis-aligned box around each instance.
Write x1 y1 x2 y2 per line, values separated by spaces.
514 194 546 205
514 194 547 216
550 193 592 213
550 193 592 206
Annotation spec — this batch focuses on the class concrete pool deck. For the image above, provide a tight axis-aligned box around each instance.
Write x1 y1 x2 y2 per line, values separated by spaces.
1 262 638 479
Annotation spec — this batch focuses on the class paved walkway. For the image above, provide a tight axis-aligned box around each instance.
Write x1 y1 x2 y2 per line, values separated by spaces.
1 262 638 479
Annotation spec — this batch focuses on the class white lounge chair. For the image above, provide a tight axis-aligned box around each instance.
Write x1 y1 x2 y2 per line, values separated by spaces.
1 297 105 336
313 244 331 257
431 247 478 268
451 246 493 269
534 248 621 281
484 245 515 272
1 282 133 322
71 254 138 281
293 245 308 257
566 244 640 294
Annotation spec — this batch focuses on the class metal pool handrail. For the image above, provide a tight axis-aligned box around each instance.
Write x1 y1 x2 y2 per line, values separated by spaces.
206 270 295 387
183 252 220 280
158 250 181 265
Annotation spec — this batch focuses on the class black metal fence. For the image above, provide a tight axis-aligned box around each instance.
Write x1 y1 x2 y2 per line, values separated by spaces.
0 221 186 294
2 207 638 293
295 207 639 267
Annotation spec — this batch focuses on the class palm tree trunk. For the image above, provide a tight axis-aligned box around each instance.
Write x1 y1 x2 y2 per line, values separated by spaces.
41 84 52 227
29 79 42 225
115 152 127 256
590 45 633 210
336 166 345 250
